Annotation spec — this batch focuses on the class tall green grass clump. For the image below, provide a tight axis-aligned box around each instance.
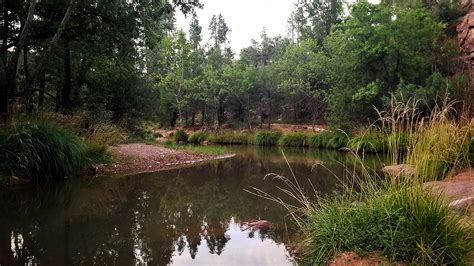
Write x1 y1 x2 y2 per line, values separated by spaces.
347 130 387 153
249 97 474 265
84 123 127 163
254 131 282 146
207 131 253 144
0 121 87 181
279 133 308 147
380 98 472 181
407 118 471 181
174 129 189 143
307 130 349 149
302 185 474 264
188 131 209 144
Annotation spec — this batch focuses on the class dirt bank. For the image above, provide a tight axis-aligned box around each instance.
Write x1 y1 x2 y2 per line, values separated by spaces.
93 143 234 176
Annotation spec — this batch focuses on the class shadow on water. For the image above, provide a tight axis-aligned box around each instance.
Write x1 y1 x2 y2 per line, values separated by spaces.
0 146 388 265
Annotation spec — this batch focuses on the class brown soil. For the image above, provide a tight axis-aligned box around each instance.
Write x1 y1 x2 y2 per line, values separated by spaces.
329 252 405 266
93 143 234 176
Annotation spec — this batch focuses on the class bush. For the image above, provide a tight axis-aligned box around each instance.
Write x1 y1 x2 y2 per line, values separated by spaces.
348 131 387 153
0 122 87 181
84 123 127 163
307 130 349 149
207 131 253 144
174 129 189 143
188 131 209 144
303 187 474 264
279 133 308 147
254 131 282 146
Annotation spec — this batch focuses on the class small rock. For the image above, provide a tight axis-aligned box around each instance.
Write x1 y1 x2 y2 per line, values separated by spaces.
449 197 474 214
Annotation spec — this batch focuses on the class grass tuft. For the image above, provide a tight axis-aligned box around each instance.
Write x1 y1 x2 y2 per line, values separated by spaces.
188 131 210 144
207 131 253 144
174 129 189 143
254 131 282 146
347 130 387 153
303 186 474 264
307 130 349 149
0 121 87 181
279 133 308 147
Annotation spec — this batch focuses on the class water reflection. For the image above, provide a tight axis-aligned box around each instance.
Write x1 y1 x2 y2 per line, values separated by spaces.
0 146 386 265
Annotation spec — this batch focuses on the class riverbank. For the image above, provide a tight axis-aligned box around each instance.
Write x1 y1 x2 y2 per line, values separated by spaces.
92 143 235 176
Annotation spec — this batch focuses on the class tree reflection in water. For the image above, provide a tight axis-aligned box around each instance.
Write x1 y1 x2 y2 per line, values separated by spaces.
0 146 385 265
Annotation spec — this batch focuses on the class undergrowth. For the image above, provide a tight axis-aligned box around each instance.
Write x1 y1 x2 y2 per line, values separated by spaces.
307 130 349 149
247 97 474 265
188 131 210 144
279 133 308 147
174 129 189 143
254 131 282 146
347 130 387 153
207 131 253 144
0 121 87 181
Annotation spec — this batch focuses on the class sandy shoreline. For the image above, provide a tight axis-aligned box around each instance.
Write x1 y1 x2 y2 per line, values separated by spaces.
93 143 235 176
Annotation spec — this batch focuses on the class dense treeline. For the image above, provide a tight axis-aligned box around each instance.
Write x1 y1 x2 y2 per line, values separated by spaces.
1 0 200 128
1 0 469 131
151 0 469 129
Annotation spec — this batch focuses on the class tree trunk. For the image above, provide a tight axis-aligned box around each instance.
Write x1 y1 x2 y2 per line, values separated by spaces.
201 108 205 126
61 38 72 110
38 73 45 107
23 44 29 80
191 112 195 126
0 0 37 122
24 0 76 98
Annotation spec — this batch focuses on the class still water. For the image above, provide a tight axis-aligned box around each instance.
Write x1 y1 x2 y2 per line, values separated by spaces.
0 146 385 265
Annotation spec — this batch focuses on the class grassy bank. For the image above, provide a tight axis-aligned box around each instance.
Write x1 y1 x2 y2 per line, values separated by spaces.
0 121 87 181
0 112 128 182
249 100 473 264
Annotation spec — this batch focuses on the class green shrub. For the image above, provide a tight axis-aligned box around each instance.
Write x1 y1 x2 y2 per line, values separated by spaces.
174 129 189 143
303 187 474 264
307 131 349 149
254 131 282 146
279 133 308 147
188 131 209 144
207 131 253 144
0 122 87 181
84 123 127 163
348 132 387 153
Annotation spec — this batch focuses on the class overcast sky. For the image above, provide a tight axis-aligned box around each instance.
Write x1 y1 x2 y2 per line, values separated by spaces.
176 0 379 55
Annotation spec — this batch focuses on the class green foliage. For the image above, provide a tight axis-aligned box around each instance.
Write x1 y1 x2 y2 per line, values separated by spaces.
174 129 189 143
207 131 253 145
188 131 210 144
254 131 282 146
325 2 448 128
279 133 308 147
84 123 127 164
304 187 474 264
0 122 87 181
387 131 410 153
307 131 349 149
348 131 387 153
407 117 472 181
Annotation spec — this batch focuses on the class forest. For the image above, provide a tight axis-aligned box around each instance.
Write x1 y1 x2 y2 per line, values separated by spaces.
2 0 470 131
1 0 474 265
